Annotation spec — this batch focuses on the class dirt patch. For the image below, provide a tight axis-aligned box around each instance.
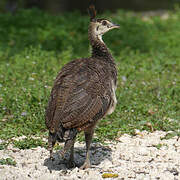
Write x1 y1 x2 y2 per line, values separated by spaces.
0 131 180 180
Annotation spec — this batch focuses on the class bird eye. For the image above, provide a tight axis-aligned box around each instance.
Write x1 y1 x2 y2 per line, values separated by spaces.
102 21 107 26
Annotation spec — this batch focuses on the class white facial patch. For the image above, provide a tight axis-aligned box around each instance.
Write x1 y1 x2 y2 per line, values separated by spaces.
97 34 103 42
95 23 109 35
93 22 110 42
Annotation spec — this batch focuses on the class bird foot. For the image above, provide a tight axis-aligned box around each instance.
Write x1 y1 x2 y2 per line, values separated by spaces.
67 160 77 169
79 161 91 170
50 155 55 161
59 150 66 159
48 149 55 161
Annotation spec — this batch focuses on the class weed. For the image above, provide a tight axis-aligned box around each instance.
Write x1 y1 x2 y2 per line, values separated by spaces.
160 132 180 140
153 143 168 149
0 158 16 166
54 144 63 150
0 142 8 150
13 137 47 149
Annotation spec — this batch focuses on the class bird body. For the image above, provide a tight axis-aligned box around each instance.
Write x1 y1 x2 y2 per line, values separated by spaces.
45 5 119 169
46 56 117 132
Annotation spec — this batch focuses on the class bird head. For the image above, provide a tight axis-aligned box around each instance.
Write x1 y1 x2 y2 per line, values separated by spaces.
88 5 120 40
91 18 120 36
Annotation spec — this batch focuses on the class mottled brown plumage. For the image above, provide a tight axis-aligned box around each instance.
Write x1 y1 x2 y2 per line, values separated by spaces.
45 5 119 169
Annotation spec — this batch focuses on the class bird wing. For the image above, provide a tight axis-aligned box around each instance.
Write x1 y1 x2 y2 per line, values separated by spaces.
45 60 112 132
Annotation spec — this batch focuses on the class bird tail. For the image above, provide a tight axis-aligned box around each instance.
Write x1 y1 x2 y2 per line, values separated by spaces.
56 124 78 142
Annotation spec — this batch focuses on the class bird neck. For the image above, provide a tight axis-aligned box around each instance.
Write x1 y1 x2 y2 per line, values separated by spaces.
88 27 114 62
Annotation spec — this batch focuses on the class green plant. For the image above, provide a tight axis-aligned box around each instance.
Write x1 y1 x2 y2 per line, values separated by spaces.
0 142 8 150
153 143 168 150
13 137 47 149
0 8 179 143
0 158 17 166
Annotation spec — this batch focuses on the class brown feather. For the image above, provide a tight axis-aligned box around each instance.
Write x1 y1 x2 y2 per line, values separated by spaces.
45 56 116 132
88 5 96 21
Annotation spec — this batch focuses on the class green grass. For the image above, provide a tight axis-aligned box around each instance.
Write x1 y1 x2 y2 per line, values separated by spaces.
0 142 8 150
153 143 168 150
0 158 16 166
0 8 180 144
13 137 47 149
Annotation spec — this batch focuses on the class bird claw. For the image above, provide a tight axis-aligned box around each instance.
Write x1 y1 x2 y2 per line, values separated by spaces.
79 161 91 170
50 155 55 161
67 160 76 169
48 149 55 161
59 150 65 159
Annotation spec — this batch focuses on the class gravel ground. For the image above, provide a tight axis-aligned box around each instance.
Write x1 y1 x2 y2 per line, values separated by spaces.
0 131 180 180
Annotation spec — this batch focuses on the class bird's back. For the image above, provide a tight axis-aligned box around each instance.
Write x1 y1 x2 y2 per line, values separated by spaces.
45 57 117 133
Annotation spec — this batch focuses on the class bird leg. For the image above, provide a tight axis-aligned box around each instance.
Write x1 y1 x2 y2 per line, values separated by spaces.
67 139 76 168
80 129 94 170
59 137 75 164
59 129 77 168
48 132 57 160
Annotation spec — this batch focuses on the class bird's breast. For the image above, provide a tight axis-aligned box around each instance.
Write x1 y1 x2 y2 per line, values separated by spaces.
106 80 117 115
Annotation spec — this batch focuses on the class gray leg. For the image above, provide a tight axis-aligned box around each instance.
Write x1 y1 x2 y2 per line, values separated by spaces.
59 129 77 161
67 139 76 168
80 129 94 169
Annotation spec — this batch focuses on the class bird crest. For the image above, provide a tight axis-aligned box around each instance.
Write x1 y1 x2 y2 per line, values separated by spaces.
88 5 97 22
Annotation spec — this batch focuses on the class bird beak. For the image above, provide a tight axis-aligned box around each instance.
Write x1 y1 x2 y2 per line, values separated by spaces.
111 23 120 29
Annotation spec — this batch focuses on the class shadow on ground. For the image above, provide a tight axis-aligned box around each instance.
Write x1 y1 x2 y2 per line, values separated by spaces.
44 143 112 171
